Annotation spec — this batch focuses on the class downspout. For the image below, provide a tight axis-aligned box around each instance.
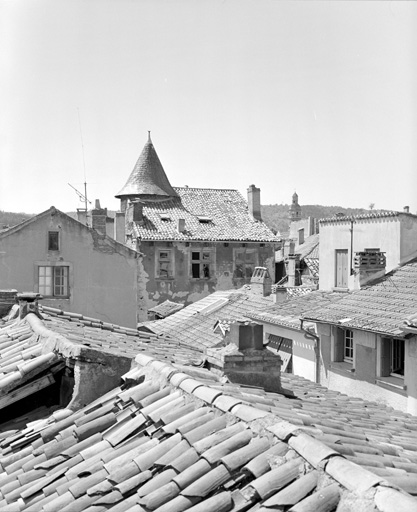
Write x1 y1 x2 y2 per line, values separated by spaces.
300 319 320 384
350 219 355 276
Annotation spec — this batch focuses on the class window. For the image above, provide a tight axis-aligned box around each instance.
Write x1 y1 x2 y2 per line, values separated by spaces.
344 329 354 362
381 338 405 378
333 327 354 366
38 266 69 297
48 231 59 251
157 250 173 278
298 228 304 245
335 249 348 288
234 248 258 279
191 250 212 279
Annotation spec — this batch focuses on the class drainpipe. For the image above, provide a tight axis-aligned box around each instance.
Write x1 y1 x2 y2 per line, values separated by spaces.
300 319 320 384
350 219 355 276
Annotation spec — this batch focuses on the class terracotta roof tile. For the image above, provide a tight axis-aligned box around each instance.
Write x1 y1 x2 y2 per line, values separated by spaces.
128 187 278 242
304 257 417 336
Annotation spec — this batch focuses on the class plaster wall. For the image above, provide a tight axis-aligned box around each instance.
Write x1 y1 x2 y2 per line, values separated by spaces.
263 323 316 381
319 367 408 412
0 211 140 327
138 240 275 312
319 217 402 290
399 215 417 263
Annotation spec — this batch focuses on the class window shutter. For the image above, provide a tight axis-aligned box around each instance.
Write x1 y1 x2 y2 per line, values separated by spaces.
333 328 344 362
380 338 391 377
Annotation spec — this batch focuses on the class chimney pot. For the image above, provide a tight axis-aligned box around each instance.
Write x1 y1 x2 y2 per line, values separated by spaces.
404 206 410 213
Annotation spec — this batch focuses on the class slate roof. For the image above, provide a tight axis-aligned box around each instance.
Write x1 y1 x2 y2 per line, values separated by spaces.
116 135 178 199
141 288 274 349
0 353 416 511
303 258 417 337
248 290 343 331
129 187 278 242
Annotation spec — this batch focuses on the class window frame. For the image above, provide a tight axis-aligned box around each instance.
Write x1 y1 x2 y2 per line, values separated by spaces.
48 231 60 252
38 265 70 298
344 329 354 362
233 247 259 280
155 249 174 279
190 248 214 279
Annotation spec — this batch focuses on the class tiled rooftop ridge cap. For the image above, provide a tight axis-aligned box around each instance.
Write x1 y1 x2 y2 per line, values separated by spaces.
131 351 417 510
319 210 417 224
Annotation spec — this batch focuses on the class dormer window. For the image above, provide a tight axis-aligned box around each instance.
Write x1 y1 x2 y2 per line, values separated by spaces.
198 216 212 224
159 214 171 222
48 231 59 251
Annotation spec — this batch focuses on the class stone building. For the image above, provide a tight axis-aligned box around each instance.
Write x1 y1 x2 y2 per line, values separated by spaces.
115 134 279 316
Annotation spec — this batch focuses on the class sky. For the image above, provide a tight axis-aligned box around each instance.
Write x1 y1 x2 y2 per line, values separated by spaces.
1 0 416 214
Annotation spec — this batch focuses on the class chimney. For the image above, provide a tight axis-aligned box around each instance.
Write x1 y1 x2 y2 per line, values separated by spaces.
114 211 126 243
120 198 128 213
77 209 87 225
92 199 108 234
247 184 262 221
287 254 300 286
272 286 288 303
404 206 410 213
250 267 272 296
353 248 386 289
17 292 42 320
177 218 185 233
205 321 282 392
132 201 144 223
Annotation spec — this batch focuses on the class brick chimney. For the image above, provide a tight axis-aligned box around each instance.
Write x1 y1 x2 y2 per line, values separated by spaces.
250 267 272 296
353 248 386 289
205 320 282 392
247 184 262 221
92 199 108 234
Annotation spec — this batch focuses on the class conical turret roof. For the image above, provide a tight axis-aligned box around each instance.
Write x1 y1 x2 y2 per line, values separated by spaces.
115 134 178 200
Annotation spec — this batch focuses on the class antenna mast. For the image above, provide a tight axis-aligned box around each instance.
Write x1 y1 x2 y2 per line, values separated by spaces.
69 108 91 225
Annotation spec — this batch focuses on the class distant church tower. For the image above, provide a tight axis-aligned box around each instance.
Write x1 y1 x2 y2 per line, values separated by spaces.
289 192 301 221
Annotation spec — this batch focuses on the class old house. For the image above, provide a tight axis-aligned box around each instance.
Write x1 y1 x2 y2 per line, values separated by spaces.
319 209 417 291
303 257 417 416
114 134 279 315
0 207 142 327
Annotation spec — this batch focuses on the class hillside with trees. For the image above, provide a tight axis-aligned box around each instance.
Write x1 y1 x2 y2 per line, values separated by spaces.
261 204 376 235
0 211 33 229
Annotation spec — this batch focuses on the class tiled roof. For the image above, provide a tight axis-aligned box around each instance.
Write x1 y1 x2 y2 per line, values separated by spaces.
0 314 64 411
115 136 178 199
39 306 203 364
0 354 416 511
148 300 184 318
142 289 274 349
129 188 279 242
276 233 319 263
303 258 417 337
248 290 344 331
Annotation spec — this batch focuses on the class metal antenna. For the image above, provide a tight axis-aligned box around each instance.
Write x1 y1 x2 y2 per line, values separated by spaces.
68 109 92 225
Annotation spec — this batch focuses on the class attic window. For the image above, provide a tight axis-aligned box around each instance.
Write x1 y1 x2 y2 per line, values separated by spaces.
198 216 212 224
48 231 59 251
159 214 171 222
197 297 228 315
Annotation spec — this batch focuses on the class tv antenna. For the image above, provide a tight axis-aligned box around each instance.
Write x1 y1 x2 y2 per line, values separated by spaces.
69 108 92 225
